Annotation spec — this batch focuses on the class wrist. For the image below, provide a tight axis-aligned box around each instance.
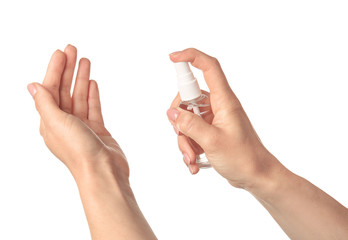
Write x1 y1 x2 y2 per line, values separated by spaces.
70 149 132 197
69 152 156 239
241 150 291 201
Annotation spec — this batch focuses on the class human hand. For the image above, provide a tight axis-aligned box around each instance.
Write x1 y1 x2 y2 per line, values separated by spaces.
27 45 129 181
167 48 279 189
27 46 158 239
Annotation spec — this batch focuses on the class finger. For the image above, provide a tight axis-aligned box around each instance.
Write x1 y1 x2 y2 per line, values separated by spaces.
87 80 104 124
168 91 210 128
183 157 200 175
189 164 199 175
170 92 181 108
169 48 229 94
167 107 215 150
178 135 197 165
42 50 66 105
28 83 66 125
72 58 91 119
181 143 200 175
170 48 238 110
60 44 77 113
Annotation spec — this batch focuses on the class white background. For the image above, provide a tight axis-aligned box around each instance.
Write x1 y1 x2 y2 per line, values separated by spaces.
1 0 347 239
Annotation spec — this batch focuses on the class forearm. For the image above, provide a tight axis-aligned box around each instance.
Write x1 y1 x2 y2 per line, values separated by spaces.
248 155 348 240
72 158 157 240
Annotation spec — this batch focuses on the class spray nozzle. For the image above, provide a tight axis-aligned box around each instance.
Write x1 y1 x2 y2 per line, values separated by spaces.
174 62 201 101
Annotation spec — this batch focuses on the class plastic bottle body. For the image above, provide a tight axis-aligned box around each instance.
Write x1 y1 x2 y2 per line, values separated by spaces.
179 93 212 169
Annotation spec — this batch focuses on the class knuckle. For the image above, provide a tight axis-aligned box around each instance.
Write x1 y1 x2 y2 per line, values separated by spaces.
88 104 101 112
73 93 87 101
185 47 197 53
50 83 60 91
74 111 88 119
59 85 71 95
177 140 184 153
60 106 71 114
72 93 88 104
39 122 47 138
39 125 44 137
177 136 187 152
210 57 220 67
177 112 195 134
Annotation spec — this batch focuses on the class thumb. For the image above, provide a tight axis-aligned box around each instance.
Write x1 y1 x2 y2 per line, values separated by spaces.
167 108 215 149
27 83 65 123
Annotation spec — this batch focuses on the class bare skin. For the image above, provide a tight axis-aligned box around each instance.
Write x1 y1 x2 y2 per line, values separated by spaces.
28 45 348 240
27 45 156 240
167 48 348 240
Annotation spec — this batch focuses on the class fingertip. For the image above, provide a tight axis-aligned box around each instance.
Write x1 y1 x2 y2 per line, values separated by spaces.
166 108 179 123
64 44 77 55
80 57 90 63
65 44 76 50
54 49 66 57
169 51 182 62
79 57 91 67
27 83 37 97
189 164 199 175
30 82 45 96
88 79 99 96
89 79 98 86
52 49 67 67
169 48 197 61
169 51 182 55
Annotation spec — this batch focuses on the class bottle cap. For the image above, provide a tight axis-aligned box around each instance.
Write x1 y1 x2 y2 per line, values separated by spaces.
174 62 201 101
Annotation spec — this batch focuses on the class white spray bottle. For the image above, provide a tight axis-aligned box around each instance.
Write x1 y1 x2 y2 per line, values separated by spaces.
174 62 212 169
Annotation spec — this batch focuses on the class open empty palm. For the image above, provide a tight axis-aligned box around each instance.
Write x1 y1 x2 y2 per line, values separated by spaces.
28 45 129 178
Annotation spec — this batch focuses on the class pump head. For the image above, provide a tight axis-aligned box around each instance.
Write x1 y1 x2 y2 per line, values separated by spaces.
174 62 201 101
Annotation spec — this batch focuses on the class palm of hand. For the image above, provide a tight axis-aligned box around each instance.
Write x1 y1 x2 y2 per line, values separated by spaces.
36 45 129 177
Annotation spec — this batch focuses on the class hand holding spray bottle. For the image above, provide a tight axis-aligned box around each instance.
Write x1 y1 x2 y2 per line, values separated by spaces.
174 62 213 169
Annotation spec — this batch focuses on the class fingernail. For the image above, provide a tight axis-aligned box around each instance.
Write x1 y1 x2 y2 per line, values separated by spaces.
173 125 179 135
167 108 179 122
183 153 190 165
188 165 194 175
27 84 37 97
169 51 182 56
